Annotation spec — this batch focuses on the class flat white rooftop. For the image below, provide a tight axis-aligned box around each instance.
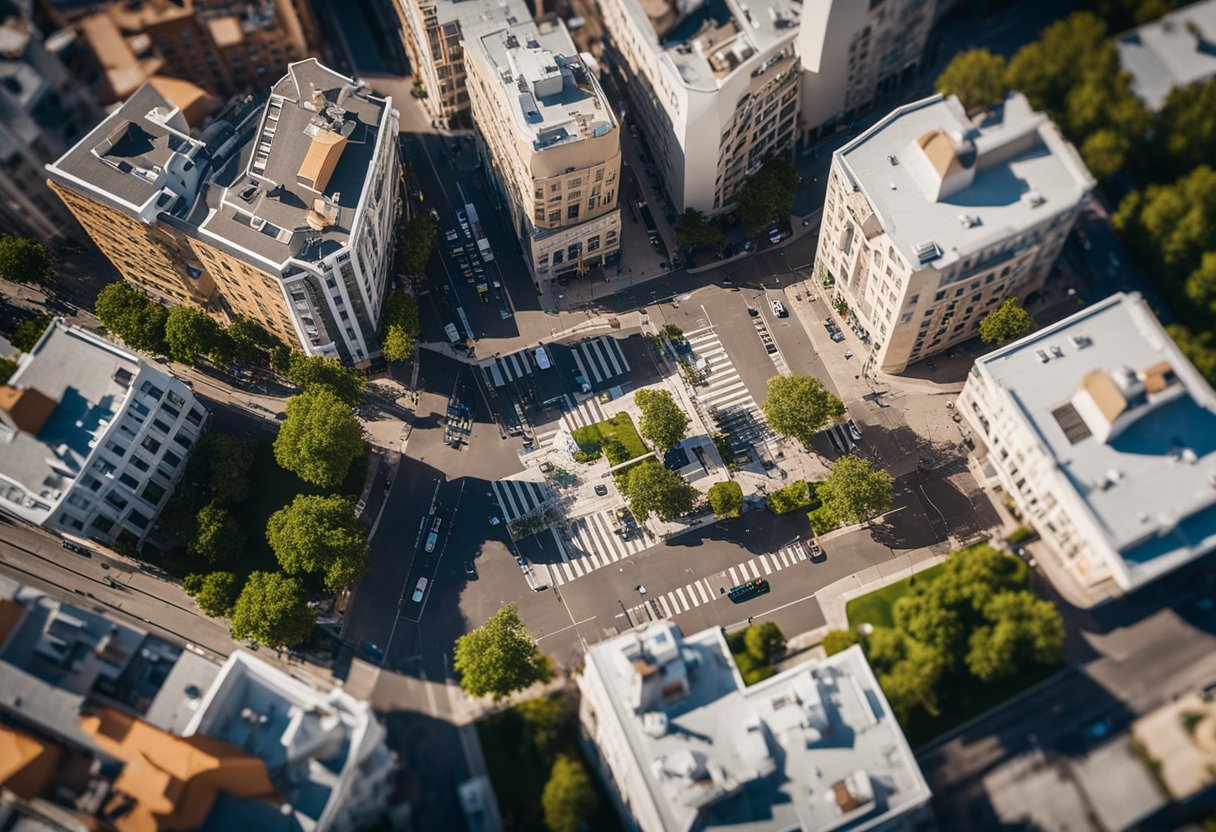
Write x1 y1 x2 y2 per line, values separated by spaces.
974 292 1216 589
1117 0 1216 111
837 93 1092 272
585 622 930 832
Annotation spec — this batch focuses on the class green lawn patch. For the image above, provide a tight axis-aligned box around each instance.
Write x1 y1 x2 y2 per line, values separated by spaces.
845 563 947 629
571 413 648 465
476 692 620 832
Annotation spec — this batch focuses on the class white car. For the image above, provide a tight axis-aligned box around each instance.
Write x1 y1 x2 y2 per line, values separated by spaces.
768 226 782 244
411 577 428 603
770 299 788 318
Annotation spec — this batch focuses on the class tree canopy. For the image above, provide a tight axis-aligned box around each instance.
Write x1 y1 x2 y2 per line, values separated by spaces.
229 571 316 647
541 755 598 832
285 353 366 405
634 388 690 453
735 158 800 231
0 236 55 287
760 375 845 450
183 571 240 617
266 494 368 593
164 306 225 365
707 480 743 518
380 290 421 363
979 297 1035 345
201 433 255 504
744 621 785 662
273 388 365 488
935 48 1009 113
94 282 167 354
621 460 698 522
818 456 893 526
9 315 49 352
454 604 554 701
674 208 727 254
397 215 438 276
189 502 244 564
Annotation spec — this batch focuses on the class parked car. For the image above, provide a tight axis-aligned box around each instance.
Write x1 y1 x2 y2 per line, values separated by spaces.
804 539 823 559
747 306 759 317
767 226 782 244
770 299 788 318
847 419 862 442
411 577 428 603
823 318 838 334
425 517 442 553
831 330 847 342
594 484 608 496
456 209 467 224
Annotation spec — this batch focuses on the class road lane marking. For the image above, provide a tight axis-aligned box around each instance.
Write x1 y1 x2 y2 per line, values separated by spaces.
760 555 772 575
659 595 674 617
728 566 740 584
536 616 597 642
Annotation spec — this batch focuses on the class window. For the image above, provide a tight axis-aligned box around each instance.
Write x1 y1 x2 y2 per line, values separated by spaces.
152 418 171 434
161 403 180 421
140 381 164 400
567 205 580 220
105 491 128 510
934 290 946 302
91 515 115 533
129 456 150 472
119 473 139 489
587 236 600 252
106 440 128 458
127 510 149 530
141 436 162 454
82 475 102 492
171 432 192 450
186 408 204 426
167 390 185 408
548 211 560 224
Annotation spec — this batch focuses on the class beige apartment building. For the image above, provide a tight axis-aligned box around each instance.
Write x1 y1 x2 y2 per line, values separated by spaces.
393 0 529 126
812 92 1093 374
467 16 621 285
47 59 402 366
597 0 801 214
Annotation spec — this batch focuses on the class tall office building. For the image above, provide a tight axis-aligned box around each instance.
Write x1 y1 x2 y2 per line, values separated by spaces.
47 59 402 366
812 92 1093 374
393 0 529 127
0 319 206 546
597 0 802 213
466 16 621 285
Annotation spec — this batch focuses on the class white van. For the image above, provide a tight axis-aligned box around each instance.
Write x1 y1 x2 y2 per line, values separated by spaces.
445 323 461 343
534 346 551 370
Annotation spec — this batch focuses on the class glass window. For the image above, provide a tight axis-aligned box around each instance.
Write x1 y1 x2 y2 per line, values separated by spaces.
186 408 204 426
91 515 114 533
152 418 171 434
105 491 128 510
127 510 149 530
141 436 162 454
140 381 164 399
163 450 182 469
171 432 192 450
119 473 139 489
130 456 150 472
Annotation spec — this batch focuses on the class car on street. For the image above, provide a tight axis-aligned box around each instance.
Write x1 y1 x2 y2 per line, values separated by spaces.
61 540 90 556
425 517 442 553
847 419 862 442
804 539 823 559
767 226 782 244
411 577 428 603
1083 719 1112 742
770 299 787 318
456 209 467 224
747 306 759 317
464 561 477 577
594 484 608 496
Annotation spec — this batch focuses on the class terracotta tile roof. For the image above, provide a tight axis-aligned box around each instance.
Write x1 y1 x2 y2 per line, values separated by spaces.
0 385 58 436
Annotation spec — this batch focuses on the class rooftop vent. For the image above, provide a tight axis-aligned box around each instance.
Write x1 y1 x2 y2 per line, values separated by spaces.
1036 349 1050 363
1070 334 1092 349
642 712 669 738
1021 190 1046 208
887 155 899 166
1050 344 1064 358
958 213 980 228
913 240 941 263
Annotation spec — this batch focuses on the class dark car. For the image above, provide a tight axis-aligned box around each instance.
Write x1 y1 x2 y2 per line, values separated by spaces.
594 484 609 496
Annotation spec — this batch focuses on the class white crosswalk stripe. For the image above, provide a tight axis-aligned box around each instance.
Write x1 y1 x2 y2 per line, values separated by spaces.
684 327 774 447
728 566 740 584
760 554 772 575
545 508 656 586
560 394 606 432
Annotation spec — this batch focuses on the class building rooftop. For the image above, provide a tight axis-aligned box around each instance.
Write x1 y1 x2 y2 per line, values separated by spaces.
424 0 529 35
192 58 390 269
585 623 930 832
837 93 1093 272
973 292 1216 589
1117 0 1216 111
476 18 616 152
0 320 142 526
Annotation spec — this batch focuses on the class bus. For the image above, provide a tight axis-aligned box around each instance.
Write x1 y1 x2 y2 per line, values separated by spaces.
727 579 770 603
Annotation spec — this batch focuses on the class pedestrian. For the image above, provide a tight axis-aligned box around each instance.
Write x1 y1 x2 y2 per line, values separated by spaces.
747 616 754 625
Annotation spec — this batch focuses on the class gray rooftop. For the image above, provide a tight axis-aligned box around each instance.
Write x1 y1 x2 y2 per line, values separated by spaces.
837 93 1093 272
194 59 390 269
974 292 1216 589
427 0 529 32
477 19 616 152
0 320 140 525
1117 0 1216 111
586 623 930 832
141 649 222 735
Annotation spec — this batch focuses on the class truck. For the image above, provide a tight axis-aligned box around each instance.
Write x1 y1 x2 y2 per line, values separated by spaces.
635 199 661 248
464 203 494 261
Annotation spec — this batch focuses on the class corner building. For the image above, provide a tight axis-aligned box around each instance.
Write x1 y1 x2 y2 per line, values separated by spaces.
467 16 622 286
812 92 1093 374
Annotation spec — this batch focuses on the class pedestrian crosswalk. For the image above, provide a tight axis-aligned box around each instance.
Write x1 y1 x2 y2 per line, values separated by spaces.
684 326 774 447
561 394 606 431
491 477 554 523
546 508 655 585
481 349 534 387
571 335 630 389
626 542 808 623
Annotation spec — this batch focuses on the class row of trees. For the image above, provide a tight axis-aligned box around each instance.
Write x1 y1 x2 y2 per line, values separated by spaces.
0 236 55 287
824 545 1064 723
672 156 802 259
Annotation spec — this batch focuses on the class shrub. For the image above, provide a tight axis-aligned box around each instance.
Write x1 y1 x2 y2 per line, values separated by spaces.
1008 525 1036 545
807 503 840 535
822 629 860 656
766 480 817 513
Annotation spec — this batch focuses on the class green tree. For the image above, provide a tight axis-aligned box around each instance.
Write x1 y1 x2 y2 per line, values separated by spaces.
285 353 366 405
0 356 16 384
1006 13 1111 116
1154 78 1216 181
225 315 285 366
735 157 800 231
541 755 598 832
201 433 255 504
183 571 240 617
380 290 421 363
744 621 785 662
164 306 224 365
516 694 574 757
1079 128 1134 181
822 629 860 656
965 591 1064 681
761 375 845 450
935 48 1009 113
273 389 365 488
0 236 54 287
398 215 437 276
266 494 368 593
229 571 316 648
879 642 947 723
979 297 1035 345
94 282 167 354
9 314 50 352
818 456 894 526
1169 324 1216 387
707 480 743 518
621 460 697 522
673 208 727 254
1185 251 1216 316
189 502 244 564
453 604 554 701
634 388 690 453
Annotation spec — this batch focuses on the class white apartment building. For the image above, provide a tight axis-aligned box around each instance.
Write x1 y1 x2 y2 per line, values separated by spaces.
796 0 937 139
1116 0 1216 112
393 0 530 126
597 0 802 213
0 319 206 546
960 292 1216 601
467 17 622 286
813 92 1093 374
579 621 932 832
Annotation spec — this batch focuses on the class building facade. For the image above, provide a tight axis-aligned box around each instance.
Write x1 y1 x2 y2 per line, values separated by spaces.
392 0 529 126
580 622 932 832
0 319 206 546
796 0 937 140
960 292 1216 601
812 92 1093 374
597 0 802 214
467 16 622 286
47 59 402 366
